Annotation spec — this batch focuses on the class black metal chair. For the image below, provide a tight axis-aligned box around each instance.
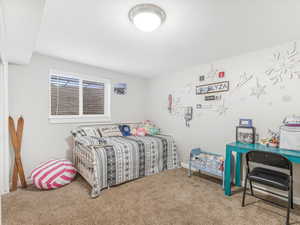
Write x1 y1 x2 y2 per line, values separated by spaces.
242 150 293 225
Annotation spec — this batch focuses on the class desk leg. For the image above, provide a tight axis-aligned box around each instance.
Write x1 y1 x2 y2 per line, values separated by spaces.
235 153 242 187
224 146 232 196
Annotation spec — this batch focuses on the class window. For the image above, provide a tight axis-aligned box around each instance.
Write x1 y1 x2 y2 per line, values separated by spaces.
49 70 111 123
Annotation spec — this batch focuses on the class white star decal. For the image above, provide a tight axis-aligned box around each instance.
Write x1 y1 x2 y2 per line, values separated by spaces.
250 77 267 99
266 42 300 85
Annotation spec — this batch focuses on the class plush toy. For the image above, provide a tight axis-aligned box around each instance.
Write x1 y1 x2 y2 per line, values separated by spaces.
131 128 137 136
142 120 159 134
148 127 160 135
136 127 147 136
119 125 131 136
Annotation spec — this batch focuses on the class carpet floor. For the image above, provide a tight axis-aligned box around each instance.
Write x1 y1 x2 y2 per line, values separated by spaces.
2 168 300 225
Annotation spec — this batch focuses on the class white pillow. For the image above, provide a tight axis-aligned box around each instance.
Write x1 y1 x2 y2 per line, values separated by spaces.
82 127 102 138
98 125 122 137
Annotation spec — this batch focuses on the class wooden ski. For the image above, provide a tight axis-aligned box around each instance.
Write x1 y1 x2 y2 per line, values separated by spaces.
9 116 27 191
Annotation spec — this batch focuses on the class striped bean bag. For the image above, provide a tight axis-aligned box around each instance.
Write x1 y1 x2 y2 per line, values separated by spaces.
31 159 77 190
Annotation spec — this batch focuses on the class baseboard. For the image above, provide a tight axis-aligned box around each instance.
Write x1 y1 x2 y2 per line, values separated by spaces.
181 162 300 205
1 178 33 195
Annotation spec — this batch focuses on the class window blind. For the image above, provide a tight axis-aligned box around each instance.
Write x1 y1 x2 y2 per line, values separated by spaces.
50 75 80 115
83 80 105 115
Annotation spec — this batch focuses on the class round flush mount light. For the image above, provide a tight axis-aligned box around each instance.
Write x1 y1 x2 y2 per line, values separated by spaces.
129 4 166 32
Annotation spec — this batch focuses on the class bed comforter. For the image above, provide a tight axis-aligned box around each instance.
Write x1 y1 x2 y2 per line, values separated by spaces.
93 135 179 191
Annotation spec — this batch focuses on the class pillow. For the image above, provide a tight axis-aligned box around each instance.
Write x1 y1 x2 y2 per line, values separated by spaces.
82 127 102 137
31 159 77 190
119 125 131 136
98 125 122 137
71 127 101 138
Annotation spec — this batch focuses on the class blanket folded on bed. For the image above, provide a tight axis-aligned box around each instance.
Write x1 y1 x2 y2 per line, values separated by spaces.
93 135 179 190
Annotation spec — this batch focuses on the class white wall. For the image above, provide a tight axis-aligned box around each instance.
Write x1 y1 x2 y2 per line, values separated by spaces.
8 53 147 177
0 61 9 194
147 40 300 197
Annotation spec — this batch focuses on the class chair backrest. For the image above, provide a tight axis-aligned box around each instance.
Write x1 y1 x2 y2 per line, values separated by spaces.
246 150 292 170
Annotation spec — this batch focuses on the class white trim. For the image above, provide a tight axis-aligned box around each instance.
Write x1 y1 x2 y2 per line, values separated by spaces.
0 61 9 195
48 70 112 123
49 116 112 124
0 0 9 197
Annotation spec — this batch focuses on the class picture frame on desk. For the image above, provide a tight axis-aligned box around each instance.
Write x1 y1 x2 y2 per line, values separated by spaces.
236 126 256 144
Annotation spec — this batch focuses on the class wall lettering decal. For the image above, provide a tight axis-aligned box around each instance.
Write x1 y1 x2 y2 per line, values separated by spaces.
266 42 300 85
196 81 229 95
204 95 222 101
196 104 215 110
205 95 216 101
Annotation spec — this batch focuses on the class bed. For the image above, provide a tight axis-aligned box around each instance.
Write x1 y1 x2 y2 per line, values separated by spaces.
71 123 179 198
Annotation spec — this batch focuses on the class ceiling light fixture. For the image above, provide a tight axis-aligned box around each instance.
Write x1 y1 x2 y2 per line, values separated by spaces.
129 4 166 32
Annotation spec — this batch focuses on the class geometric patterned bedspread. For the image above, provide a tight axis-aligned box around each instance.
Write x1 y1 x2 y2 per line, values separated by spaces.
93 135 179 191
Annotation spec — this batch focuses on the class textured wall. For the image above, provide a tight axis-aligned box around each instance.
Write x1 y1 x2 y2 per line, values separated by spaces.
146 40 300 200
8 53 147 176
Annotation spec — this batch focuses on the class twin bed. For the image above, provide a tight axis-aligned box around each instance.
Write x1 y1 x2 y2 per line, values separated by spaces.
71 123 179 197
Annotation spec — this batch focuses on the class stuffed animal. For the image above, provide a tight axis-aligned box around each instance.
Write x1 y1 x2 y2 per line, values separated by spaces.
136 127 147 136
142 120 160 134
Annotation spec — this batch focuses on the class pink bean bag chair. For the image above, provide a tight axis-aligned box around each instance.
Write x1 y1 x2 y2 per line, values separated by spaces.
30 159 77 190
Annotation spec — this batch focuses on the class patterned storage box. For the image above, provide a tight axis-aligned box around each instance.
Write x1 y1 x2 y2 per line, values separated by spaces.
188 148 225 186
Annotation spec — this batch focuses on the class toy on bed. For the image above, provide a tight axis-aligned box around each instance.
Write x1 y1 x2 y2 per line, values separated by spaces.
132 127 147 136
130 120 160 136
142 120 160 135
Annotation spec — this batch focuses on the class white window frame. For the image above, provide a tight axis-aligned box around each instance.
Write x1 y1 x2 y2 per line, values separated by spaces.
49 70 111 124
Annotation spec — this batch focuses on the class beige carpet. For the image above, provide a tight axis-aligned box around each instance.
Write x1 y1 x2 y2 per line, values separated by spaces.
2 168 300 225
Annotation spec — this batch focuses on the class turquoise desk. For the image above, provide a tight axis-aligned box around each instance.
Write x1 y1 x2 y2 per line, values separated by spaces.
224 142 300 196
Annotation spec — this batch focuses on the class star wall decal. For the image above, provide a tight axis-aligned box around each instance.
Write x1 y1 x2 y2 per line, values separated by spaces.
265 42 300 85
250 77 267 99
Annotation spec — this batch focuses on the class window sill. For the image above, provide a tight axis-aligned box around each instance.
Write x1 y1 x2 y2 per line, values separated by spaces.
49 116 111 124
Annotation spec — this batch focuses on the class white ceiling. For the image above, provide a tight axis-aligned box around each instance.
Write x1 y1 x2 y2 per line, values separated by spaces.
3 0 45 64
34 0 300 77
